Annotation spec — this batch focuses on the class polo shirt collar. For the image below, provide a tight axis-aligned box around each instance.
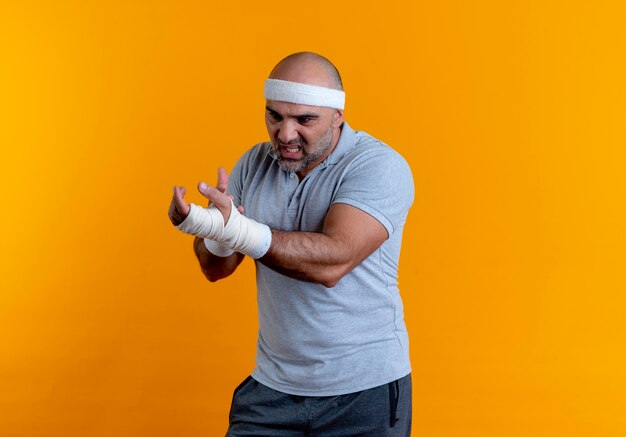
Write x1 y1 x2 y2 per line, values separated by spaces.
322 121 355 167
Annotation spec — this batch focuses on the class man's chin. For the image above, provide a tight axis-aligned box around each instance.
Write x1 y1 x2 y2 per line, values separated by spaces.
277 158 305 173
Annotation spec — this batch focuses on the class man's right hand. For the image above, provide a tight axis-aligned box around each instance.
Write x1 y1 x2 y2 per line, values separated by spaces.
196 167 234 225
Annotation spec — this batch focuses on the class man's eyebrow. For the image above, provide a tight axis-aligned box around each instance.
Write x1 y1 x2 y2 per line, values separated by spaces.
265 106 320 118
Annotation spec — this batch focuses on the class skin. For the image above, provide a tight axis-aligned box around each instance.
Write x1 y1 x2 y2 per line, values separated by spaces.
265 52 344 179
168 52 388 287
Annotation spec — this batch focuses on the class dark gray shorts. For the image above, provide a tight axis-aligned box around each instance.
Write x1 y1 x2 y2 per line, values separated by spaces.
226 374 412 436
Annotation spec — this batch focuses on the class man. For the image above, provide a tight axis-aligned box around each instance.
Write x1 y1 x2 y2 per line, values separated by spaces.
168 52 414 436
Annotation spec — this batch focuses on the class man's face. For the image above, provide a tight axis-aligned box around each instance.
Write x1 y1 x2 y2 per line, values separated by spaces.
265 101 339 175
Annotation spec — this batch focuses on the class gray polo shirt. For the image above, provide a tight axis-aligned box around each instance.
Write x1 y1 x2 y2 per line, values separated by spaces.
228 122 414 396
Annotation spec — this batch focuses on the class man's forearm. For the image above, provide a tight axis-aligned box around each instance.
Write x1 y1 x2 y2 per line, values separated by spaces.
258 203 388 288
193 237 244 282
259 230 360 288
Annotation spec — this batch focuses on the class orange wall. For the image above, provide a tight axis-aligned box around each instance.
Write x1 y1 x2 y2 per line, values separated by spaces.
1 1 625 436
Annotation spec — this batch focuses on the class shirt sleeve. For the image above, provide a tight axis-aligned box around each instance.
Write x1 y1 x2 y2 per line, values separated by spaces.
332 146 414 236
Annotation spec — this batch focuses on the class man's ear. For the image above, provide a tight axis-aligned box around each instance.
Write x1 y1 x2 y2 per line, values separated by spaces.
333 109 344 128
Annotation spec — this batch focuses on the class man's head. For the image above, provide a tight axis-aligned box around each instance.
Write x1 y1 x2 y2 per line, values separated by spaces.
264 52 345 177
268 52 343 90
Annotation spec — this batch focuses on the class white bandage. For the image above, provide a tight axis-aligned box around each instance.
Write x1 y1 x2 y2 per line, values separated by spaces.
177 203 224 240
203 239 234 257
176 202 272 259
264 79 345 109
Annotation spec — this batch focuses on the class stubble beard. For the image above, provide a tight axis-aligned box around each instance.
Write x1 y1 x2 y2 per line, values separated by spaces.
274 125 334 174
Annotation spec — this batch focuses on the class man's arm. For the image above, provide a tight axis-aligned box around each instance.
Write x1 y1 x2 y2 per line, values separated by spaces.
193 237 245 282
170 169 390 287
168 168 246 282
260 203 388 288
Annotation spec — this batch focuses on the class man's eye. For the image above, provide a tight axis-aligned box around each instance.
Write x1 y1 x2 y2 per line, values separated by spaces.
298 117 312 124
268 112 282 121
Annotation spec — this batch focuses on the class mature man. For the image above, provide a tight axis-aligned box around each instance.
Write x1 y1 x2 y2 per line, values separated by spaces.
168 52 414 436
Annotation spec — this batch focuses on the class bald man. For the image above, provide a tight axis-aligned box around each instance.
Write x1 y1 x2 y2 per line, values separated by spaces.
168 52 414 436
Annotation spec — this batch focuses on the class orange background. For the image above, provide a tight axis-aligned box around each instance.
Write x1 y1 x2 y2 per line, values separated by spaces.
1 1 625 436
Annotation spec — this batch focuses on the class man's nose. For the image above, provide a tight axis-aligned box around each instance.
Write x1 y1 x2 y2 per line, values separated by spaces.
277 120 299 144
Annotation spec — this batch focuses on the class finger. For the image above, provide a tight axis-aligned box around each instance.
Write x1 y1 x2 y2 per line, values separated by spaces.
216 167 229 193
173 186 190 213
168 186 190 225
198 181 231 222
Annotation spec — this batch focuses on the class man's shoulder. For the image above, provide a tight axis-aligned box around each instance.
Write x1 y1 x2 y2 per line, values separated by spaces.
240 141 273 161
233 141 274 170
343 129 410 170
229 141 275 185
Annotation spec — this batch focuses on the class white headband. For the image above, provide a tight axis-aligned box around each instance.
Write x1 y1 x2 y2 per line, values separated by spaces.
264 79 345 110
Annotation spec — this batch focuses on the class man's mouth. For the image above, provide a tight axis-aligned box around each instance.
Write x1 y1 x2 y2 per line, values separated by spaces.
279 145 303 159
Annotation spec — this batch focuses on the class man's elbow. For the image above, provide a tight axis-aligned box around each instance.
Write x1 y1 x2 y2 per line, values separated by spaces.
320 277 340 288
318 264 352 288
201 267 228 283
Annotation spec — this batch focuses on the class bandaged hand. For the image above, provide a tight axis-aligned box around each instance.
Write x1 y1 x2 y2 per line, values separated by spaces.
169 169 272 259
176 199 272 260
